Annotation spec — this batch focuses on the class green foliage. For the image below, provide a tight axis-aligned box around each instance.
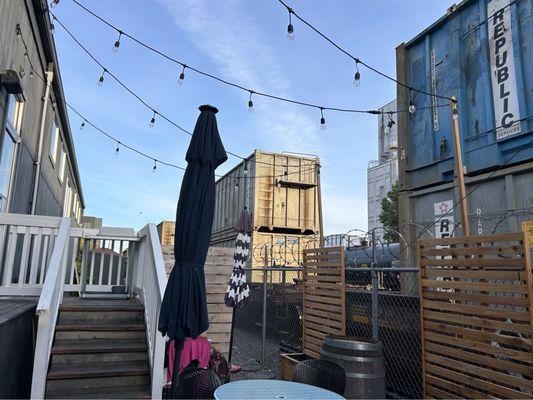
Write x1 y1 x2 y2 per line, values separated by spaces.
379 181 399 243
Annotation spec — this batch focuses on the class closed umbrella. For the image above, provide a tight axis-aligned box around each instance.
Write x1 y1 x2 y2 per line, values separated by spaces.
159 105 227 398
224 207 252 364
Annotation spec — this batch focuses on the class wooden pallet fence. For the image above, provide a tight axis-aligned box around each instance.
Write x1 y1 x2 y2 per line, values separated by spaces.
302 246 346 358
418 232 533 399
164 247 234 359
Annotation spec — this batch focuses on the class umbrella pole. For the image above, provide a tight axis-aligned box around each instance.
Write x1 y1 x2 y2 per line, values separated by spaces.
170 339 184 399
228 307 236 364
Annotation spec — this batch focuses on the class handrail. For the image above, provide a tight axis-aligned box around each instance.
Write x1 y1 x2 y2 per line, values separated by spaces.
30 218 71 399
136 224 167 399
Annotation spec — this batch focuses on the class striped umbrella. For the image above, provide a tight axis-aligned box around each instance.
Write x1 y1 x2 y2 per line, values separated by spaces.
225 207 252 363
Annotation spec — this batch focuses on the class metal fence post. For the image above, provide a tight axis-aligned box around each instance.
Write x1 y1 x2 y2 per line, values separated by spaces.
371 229 379 340
261 246 268 364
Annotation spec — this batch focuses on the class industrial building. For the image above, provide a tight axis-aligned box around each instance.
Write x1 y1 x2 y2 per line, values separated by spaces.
0 0 84 223
367 99 399 239
396 0 533 267
210 150 321 280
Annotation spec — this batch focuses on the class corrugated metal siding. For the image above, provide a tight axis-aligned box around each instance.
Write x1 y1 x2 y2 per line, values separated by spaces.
399 0 533 191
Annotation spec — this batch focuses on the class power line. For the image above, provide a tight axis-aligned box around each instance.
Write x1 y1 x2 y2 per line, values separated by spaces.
62 0 450 115
275 0 455 103
17 25 318 180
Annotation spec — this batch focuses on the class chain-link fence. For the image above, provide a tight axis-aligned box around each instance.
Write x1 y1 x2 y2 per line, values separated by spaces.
346 267 421 399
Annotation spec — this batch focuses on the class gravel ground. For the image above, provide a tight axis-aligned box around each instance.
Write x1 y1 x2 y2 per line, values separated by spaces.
228 326 280 381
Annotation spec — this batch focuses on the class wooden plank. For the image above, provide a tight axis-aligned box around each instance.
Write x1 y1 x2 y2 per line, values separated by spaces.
426 375 492 399
423 309 532 335
424 341 533 377
304 307 343 322
426 352 533 391
305 314 344 329
304 294 342 306
423 299 531 321
424 320 531 349
425 363 530 399
17 227 31 286
426 384 461 400
421 245 523 257
422 268 527 281
420 257 524 267
421 279 528 293
2 226 17 286
422 290 529 307
420 232 524 247
29 229 43 285
424 331 531 363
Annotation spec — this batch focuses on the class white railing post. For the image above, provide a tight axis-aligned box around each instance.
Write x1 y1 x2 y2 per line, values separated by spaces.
137 224 167 399
30 218 71 399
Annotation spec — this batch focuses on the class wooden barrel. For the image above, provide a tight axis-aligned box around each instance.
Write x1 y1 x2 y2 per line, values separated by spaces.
320 336 385 399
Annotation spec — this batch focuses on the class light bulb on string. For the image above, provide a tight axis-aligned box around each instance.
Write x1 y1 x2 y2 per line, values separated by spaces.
320 108 326 131
248 91 254 113
409 99 416 114
275 178 282 189
152 160 157 173
115 142 120 155
287 8 295 41
112 31 122 53
50 0 60 8
178 65 186 86
149 110 156 128
243 160 249 176
29 70 34 79
385 112 395 133
452 107 459 120
97 69 106 87
16 24 22 40
80 120 86 130
234 179 239 192
353 60 361 87
50 22 55 34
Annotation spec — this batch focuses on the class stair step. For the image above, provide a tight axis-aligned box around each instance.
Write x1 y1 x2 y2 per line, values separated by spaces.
45 374 150 392
56 321 145 331
52 351 148 365
60 298 143 311
59 310 144 322
55 329 145 341
47 361 149 380
52 339 146 354
46 385 150 399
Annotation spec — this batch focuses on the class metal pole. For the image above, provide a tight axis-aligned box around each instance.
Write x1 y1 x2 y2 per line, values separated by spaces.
170 339 184 399
371 229 379 340
316 163 324 247
261 246 268 364
450 97 470 236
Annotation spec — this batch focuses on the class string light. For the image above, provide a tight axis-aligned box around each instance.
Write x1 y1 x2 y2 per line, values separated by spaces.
408 97 416 114
50 0 60 8
353 60 361 87
234 179 239 191
149 110 156 128
16 24 21 40
276 178 282 188
320 108 326 131
80 120 86 129
287 8 295 41
248 91 254 113
97 69 106 87
385 112 395 133
244 166 249 176
152 160 157 173
50 22 56 34
178 65 186 86
112 30 122 53
115 141 120 155
452 107 459 120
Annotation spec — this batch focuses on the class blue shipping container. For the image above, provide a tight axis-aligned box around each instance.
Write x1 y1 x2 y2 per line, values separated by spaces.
399 0 533 190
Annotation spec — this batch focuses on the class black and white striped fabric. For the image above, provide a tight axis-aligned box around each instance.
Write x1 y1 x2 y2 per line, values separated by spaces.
224 209 251 309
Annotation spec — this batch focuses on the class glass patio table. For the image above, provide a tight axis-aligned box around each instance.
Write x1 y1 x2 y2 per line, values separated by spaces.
214 379 344 400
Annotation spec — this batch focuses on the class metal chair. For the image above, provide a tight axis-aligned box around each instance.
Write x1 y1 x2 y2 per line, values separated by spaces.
178 367 222 400
293 359 346 395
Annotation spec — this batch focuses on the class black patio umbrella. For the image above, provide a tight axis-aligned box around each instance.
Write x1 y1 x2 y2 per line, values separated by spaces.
224 207 252 363
158 105 227 398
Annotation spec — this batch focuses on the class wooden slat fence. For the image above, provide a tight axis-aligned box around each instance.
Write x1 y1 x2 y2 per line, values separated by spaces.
302 246 345 358
418 232 533 399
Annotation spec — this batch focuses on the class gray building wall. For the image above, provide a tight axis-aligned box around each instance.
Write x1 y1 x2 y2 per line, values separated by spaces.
0 0 84 222
367 100 399 238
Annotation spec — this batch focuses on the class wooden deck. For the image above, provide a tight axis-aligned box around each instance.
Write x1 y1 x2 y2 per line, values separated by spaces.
0 298 37 326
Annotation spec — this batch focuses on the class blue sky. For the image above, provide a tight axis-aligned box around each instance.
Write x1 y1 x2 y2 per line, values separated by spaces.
52 0 451 234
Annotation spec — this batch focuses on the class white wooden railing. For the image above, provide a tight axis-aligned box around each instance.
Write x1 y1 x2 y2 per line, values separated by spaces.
0 214 167 398
134 224 167 399
30 218 71 399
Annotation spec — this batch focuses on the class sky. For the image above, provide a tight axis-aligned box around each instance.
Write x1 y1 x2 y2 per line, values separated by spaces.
51 0 452 234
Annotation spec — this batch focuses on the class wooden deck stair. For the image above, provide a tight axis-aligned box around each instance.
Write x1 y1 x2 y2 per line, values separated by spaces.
44 298 151 399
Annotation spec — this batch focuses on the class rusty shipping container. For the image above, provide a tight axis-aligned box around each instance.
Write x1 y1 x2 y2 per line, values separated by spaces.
211 150 321 277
